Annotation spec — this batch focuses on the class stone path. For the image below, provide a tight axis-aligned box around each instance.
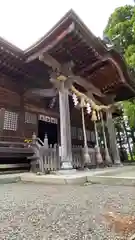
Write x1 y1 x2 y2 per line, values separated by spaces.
0 182 135 239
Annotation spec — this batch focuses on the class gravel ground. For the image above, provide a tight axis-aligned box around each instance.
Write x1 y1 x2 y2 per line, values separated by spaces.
0 183 135 240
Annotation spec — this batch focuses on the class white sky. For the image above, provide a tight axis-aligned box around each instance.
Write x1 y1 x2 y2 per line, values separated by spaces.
0 0 134 50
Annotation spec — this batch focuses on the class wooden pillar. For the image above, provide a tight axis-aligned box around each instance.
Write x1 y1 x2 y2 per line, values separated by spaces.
106 110 121 165
59 82 73 169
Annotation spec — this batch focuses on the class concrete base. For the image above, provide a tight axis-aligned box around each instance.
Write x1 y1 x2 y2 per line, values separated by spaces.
21 173 86 185
57 169 77 175
19 166 135 186
1 166 135 186
61 162 73 170
113 162 123 167
20 168 135 186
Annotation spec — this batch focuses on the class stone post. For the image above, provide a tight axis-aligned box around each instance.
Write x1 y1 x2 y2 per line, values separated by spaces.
44 134 49 149
32 132 36 144
32 132 44 174
59 82 73 169
106 110 121 165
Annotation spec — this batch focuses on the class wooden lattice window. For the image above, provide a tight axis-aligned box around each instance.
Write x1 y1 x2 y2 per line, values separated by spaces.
25 112 37 124
3 110 18 131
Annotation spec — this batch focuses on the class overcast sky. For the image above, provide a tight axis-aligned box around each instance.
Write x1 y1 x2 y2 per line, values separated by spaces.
0 0 134 50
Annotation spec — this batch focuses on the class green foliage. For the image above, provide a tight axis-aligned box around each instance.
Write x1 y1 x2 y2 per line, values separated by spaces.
125 44 135 67
104 4 135 128
123 100 135 128
104 5 135 60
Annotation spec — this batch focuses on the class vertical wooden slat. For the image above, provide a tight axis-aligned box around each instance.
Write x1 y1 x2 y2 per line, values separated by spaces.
19 95 25 139
0 108 5 138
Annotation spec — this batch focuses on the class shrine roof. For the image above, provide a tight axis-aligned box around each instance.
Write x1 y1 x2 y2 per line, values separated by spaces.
0 9 134 103
24 9 135 102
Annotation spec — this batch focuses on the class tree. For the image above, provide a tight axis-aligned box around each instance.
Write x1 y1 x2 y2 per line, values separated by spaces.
104 5 135 62
104 5 135 129
123 100 135 128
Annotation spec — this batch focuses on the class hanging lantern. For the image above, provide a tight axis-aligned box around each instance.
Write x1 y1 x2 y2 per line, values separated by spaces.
86 102 91 114
72 93 78 106
91 110 97 121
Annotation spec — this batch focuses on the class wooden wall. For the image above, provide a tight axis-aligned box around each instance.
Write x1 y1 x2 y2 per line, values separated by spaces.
0 73 59 141
0 74 21 141
0 73 95 145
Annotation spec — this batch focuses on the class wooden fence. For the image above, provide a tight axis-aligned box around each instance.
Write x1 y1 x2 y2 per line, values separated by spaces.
40 146 60 172
30 142 97 173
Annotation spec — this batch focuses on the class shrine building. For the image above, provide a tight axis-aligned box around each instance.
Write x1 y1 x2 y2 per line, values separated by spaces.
0 10 135 172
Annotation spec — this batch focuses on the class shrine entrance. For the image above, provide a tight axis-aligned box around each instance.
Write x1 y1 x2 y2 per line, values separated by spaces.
38 115 58 146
